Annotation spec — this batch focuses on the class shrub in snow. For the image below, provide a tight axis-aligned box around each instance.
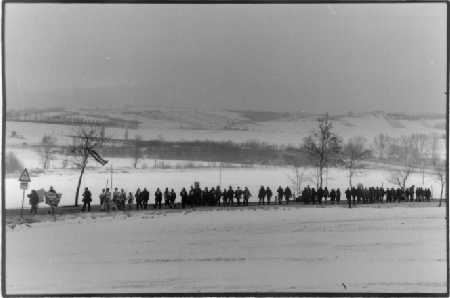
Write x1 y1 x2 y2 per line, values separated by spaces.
5 152 24 174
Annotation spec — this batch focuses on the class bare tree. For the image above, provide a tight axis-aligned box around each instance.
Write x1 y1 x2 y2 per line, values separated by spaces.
386 163 416 189
341 136 370 188
36 135 58 169
430 133 442 161
397 135 414 163
131 134 143 168
67 124 108 207
285 152 309 195
371 133 391 160
432 157 447 207
411 133 430 161
302 113 342 188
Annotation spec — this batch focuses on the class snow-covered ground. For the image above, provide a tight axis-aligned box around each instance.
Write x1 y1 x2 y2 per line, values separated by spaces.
5 206 447 294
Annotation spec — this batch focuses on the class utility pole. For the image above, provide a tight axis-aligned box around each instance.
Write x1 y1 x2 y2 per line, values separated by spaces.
111 164 113 190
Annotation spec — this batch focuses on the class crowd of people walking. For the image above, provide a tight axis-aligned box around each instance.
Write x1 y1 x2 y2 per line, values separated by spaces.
301 185 432 208
27 184 434 213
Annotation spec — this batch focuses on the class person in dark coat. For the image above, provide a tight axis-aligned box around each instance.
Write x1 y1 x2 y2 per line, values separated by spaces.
302 187 309 205
380 187 385 203
243 187 251 206
330 189 336 204
180 187 188 209
202 187 209 206
345 188 351 208
356 187 363 204
284 187 292 205
351 187 357 204
164 188 170 208
336 188 341 204
258 186 266 205
311 188 316 205
209 187 215 206
81 187 92 212
323 187 329 204
215 186 222 206
189 186 195 207
235 187 242 206
277 187 284 205
135 188 143 210
266 187 273 205
169 189 177 208
27 190 39 213
426 188 431 202
227 186 234 207
154 188 162 209
142 188 150 209
317 187 324 205
405 188 410 202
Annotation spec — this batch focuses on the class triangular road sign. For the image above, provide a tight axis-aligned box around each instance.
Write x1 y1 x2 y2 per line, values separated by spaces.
18 168 31 182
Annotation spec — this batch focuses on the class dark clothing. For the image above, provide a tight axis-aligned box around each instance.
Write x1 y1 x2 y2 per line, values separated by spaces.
235 189 242 206
330 190 336 204
243 189 251 206
277 187 284 201
82 190 92 212
227 189 235 206
28 192 39 213
266 188 273 205
258 188 266 201
284 187 292 204
215 189 222 206
154 191 162 209
311 189 316 205
136 191 143 210
180 190 188 208
317 188 324 205
142 190 150 209
336 189 341 204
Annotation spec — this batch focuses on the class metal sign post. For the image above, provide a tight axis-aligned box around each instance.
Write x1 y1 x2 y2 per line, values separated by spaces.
18 169 31 218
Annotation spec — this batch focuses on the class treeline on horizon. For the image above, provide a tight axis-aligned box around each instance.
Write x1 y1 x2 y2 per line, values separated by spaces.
7 107 141 129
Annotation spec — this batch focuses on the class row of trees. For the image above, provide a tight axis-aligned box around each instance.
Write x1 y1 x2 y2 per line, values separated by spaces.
298 114 446 204
371 132 443 163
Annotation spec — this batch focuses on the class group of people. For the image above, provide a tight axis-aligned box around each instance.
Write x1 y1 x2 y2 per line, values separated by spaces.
27 186 58 214
95 185 259 211
299 185 432 209
27 184 433 213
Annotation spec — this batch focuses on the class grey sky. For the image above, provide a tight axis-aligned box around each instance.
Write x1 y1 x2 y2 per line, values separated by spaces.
5 3 447 114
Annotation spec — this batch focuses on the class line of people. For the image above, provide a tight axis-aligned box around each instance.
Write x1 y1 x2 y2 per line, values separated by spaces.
93 185 297 211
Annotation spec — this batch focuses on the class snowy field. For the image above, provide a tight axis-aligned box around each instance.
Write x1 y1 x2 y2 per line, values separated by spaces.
5 206 447 294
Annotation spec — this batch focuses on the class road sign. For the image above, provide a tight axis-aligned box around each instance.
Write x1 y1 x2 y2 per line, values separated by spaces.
20 181 28 190
18 169 31 182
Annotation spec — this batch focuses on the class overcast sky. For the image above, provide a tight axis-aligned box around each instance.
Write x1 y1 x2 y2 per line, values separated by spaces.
5 3 447 114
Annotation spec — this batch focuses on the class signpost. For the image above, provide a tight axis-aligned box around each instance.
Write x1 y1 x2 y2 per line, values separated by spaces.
18 169 31 218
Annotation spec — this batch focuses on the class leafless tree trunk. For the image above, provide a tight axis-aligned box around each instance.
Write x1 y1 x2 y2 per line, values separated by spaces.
371 133 390 160
386 162 416 189
341 136 369 188
432 157 447 207
398 135 414 163
132 135 143 168
67 124 108 207
302 113 343 188
411 133 430 161
36 135 58 169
